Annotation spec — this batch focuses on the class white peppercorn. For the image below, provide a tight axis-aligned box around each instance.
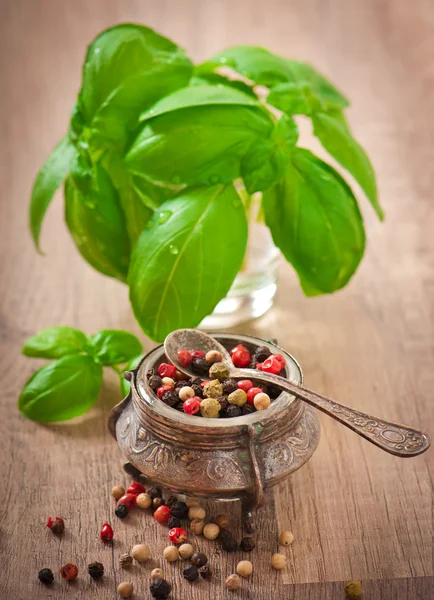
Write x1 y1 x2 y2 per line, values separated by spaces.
178 386 195 401
118 581 133 598
203 523 220 540
271 553 286 569
253 392 271 411
136 493 152 509
178 543 194 559
131 544 151 563
236 560 253 577
278 530 294 546
151 568 163 580
188 506 206 520
225 574 241 590
111 485 125 500
163 546 179 562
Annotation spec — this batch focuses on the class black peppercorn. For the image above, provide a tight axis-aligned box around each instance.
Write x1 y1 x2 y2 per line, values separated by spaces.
174 401 185 412
167 515 181 529
147 487 163 499
183 564 199 582
189 377 202 386
253 346 272 362
123 462 142 480
175 380 189 390
191 384 203 398
199 564 212 579
219 529 238 552
242 404 255 415
226 405 243 418
152 497 165 510
115 503 129 519
222 378 238 394
191 551 208 568
268 384 282 399
149 374 162 390
161 390 179 407
38 568 54 585
240 537 256 551
216 396 229 412
191 356 210 374
170 501 188 519
88 561 104 580
150 578 171 599
147 368 155 378
165 495 177 508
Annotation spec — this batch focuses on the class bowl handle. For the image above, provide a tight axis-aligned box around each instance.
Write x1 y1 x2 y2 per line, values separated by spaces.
107 370 134 439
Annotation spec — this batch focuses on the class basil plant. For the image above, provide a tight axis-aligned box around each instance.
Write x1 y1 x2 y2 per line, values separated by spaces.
30 24 382 342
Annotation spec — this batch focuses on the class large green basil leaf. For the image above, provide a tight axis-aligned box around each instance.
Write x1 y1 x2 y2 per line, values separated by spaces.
30 136 76 251
90 329 142 366
18 354 103 422
126 104 273 187
77 24 193 151
22 326 90 359
64 167 130 282
198 46 348 107
241 114 298 193
139 84 259 122
129 184 248 341
263 149 365 295
312 112 383 220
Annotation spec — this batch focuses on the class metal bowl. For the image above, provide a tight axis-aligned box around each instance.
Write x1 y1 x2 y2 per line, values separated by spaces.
108 333 320 516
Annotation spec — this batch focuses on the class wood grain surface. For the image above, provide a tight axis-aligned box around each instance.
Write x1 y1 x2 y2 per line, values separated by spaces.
1 1 433 599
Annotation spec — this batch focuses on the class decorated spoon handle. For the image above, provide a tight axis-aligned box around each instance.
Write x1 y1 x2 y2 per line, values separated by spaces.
235 369 430 457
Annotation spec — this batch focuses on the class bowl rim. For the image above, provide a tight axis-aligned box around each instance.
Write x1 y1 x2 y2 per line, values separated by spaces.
134 332 303 429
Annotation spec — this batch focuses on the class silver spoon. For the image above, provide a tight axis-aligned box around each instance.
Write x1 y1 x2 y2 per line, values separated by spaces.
164 329 430 458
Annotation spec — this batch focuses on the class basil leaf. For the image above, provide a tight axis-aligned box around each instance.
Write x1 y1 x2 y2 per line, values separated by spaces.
30 136 76 251
241 114 298 193
90 329 142 365
126 105 273 187
120 354 142 397
129 184 248 341
140 84 259 122
263 148 365 294
190 72 256 97
78 24 193 151
18 354 103 422
312 112 383 220
266 82 313 116
22 326 90 359
64 167 130 282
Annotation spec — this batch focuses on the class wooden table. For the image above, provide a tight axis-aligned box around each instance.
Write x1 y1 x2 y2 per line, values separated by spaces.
1 1 433 598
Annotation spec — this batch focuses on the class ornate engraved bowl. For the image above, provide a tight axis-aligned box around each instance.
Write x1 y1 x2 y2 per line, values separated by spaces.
108 333 320 514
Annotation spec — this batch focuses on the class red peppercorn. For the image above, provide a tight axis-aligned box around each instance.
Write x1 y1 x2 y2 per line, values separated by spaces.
127 482 146 496
247 387 263 405
183 397 201 415
230 343 246 355
100 522 114 543
237 380 253 392
154 505 171 523
191 350 205 358
261 356 282 374
232 348 251 368
177 349 192 367
46 516 64 534
118 493 137 510
157 385 174 399
60 563 78 581
168 527 188 544
158 363 177 378
273 353 286 369
256 363 263 370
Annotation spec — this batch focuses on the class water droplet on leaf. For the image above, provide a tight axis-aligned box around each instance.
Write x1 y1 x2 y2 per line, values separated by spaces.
169 244 179 255
158 210 172 224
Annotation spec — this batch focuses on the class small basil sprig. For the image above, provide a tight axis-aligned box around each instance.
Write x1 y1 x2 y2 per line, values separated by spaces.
19 326 142 422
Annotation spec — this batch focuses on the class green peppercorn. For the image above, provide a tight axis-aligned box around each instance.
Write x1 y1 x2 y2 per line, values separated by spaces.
200 398 221 418
228 389 247 407
209 362 230 381
203 379 223 398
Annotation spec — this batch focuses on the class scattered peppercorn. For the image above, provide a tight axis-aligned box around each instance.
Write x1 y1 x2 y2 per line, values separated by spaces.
148 487 163 499
232 347 251 368
131 544 151 563
228 389 247 407
60 563 78 581
158 363 177 378
200 397 221 418
161 376 175 387
127 481 146 495
344 580 362 599
188 505 206 520
237 560 253 577
170 500 188 519
151 568 164 580
167 515 181 529
199 563 212 579
154 504 171 523
119 554 133 569
278 530 294 546
183 396 201 415
178 543 194 559
191 356 210 374
168 527 187 544
190 518 205 535
115 504 129 519
226 405 243 418
111 485 125 500
100 522 114 543
38 568 54 585
240 537 256 551
214 514 229 529
203 523 220 540
150 578 171 599
152 497 166 511
225 573 241 591
191 551 208 567
163 546 179 562
46 516 65 535
149 374 163 390
118 581 134 598
88 561 104 580
271 553 286 569
161 390 179 407
219 529 238 552
261 356 282 374
209 362 230 381
137 492 152 509
178 385 195 401
203 379 223 399
183 564 199 582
